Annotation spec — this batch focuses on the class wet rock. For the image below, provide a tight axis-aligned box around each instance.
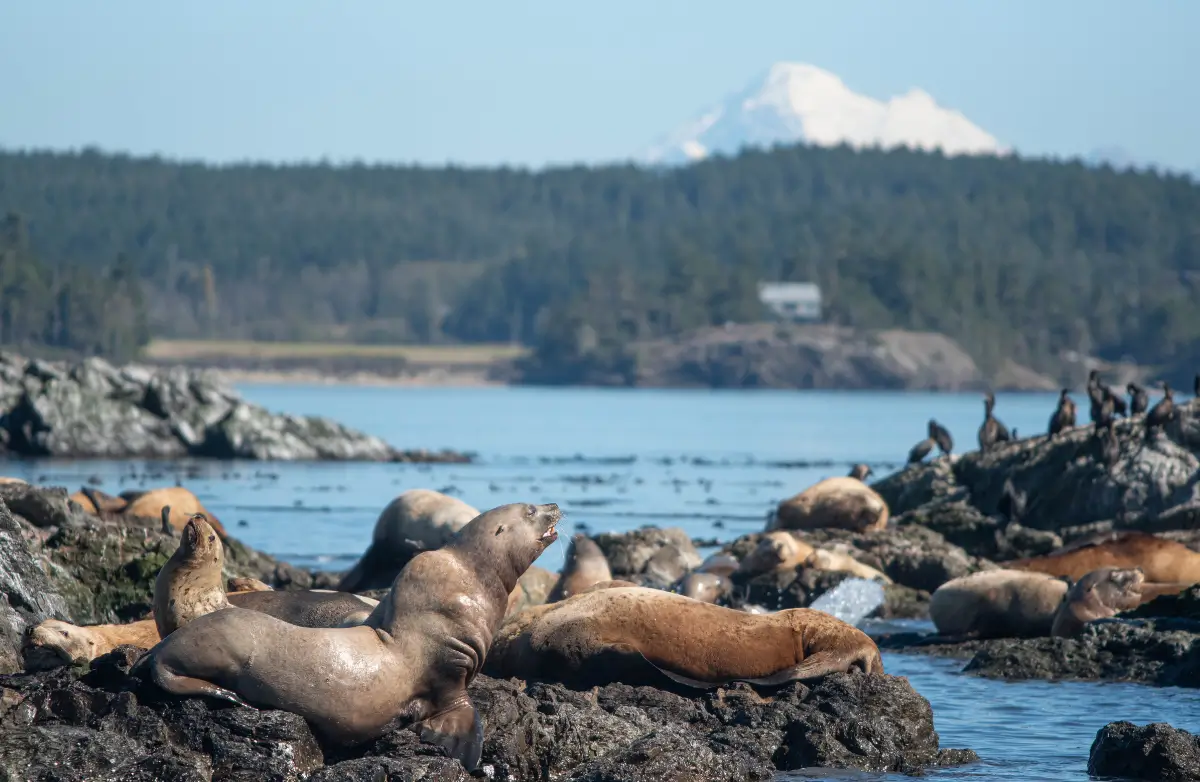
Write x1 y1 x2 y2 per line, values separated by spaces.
0 352 469 462
879 620 1200 687
0 650 976 780
594 527 703 583
0 499 71 674
1088 721 1200 781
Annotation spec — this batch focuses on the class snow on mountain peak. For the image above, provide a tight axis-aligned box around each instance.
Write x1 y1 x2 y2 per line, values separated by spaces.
638 62 1007 165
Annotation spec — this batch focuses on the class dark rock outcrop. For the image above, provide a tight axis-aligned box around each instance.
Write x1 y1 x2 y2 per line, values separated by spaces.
872 399 1200 538
594 527 703 588
0 648 977 781
1088 721 1200 781
0 352 470 462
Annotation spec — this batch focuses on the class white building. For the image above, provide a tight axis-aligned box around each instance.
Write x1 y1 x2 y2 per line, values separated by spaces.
758 282 822 322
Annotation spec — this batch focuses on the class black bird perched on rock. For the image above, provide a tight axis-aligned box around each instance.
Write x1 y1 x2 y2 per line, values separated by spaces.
1049 389 1076 437
978 392 1012 451
1127 383 1149 415
929 419 954 456
1145 382 1175 433
1088 370 1127 422
1098 422 1120 467
907 438 935 465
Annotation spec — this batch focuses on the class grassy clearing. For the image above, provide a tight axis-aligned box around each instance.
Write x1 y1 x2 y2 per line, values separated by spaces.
144 339 528 365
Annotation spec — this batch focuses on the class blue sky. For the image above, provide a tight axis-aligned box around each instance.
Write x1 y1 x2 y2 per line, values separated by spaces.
3 0 1196 170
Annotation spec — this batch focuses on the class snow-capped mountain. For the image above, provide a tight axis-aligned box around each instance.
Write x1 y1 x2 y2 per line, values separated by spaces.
638 62 1007 165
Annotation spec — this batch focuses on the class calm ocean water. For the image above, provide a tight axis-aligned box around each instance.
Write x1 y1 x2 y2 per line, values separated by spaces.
4 385 1197 781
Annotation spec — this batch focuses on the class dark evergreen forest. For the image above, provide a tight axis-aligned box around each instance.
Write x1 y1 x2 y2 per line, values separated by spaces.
1 144 1198 376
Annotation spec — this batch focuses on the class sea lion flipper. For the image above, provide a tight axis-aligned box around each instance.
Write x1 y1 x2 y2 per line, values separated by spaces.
416 699 483 772
740 650 860 685
151 664 254 708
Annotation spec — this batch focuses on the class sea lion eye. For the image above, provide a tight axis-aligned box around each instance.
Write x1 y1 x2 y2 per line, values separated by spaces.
495 525 506 536
60 631 69 638
526 505 536 517
208 534 216 543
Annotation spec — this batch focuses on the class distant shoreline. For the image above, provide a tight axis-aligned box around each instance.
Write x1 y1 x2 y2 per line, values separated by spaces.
216 366 507 388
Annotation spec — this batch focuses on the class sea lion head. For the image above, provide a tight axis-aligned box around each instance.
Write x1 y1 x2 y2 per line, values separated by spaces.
23 619 97 670
179 513 222 565
451 502 561 592
848 464 872 481
1078 566 1145 613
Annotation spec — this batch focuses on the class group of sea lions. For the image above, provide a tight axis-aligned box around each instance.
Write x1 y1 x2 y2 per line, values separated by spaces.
930 531 1200 639
22 485 885 772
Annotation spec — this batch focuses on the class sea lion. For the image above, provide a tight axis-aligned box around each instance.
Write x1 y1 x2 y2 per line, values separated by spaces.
337 489 480 592
1050 567 1145 637
24 589 383 670
227 576 273 592
1003 532 1200 584
122 487 228 538
505 564 559 616
805 549 893 584
929 569 1069 638
546 534 612 603
736 531 816 579
580 579 641 593
153 514 228 637
24 618 160 670
695 552 740 578
70 487 128 515
484 586 883 690
133 502 560 770
770 477 889 533
0 477 28 486
848 464 872 481
676 572 732 603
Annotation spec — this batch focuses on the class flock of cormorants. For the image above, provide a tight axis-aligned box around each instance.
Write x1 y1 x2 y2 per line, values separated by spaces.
906 371 1200 466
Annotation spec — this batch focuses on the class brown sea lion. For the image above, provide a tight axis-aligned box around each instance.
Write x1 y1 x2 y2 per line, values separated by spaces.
1003 532 1200 584
484 586 882 690
676 572 731 604
1138 582 1193 602
122 487 228 538
337 489 480 592
805 549 893 584
546 534 612 603
152 514 228 637
929 569 1069 639
133 502 561 771
580 579 641 593
848 464 873 481
770 477 889 533
735 531 816 579
1050 567 1145 638
24 588 382 670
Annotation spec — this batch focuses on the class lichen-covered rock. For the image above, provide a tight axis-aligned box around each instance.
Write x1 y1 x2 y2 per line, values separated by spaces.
0 499 71 674
0 352 470 462
1088 721 1200 781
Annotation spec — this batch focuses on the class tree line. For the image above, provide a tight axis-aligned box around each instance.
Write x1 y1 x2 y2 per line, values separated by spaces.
1 144 1198 381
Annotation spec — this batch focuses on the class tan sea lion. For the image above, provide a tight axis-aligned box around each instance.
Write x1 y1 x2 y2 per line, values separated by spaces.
133 502 561 770
1138 582 1193 602
547 534 612 603
770 477 889 533
153 514 228 637
1003 532 1200 584
226 576 273 592
580 579 641 593
337 489 480 592
71 487 128 515
505 565 559 616
23 618 161 670
122 487 228 538
806 549 893 584
735 531 816 579
930 568 1069 639
1051 567 1145 638
677 572 732 604
0 477 28 485
485 586 882 690
696 552 740 578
